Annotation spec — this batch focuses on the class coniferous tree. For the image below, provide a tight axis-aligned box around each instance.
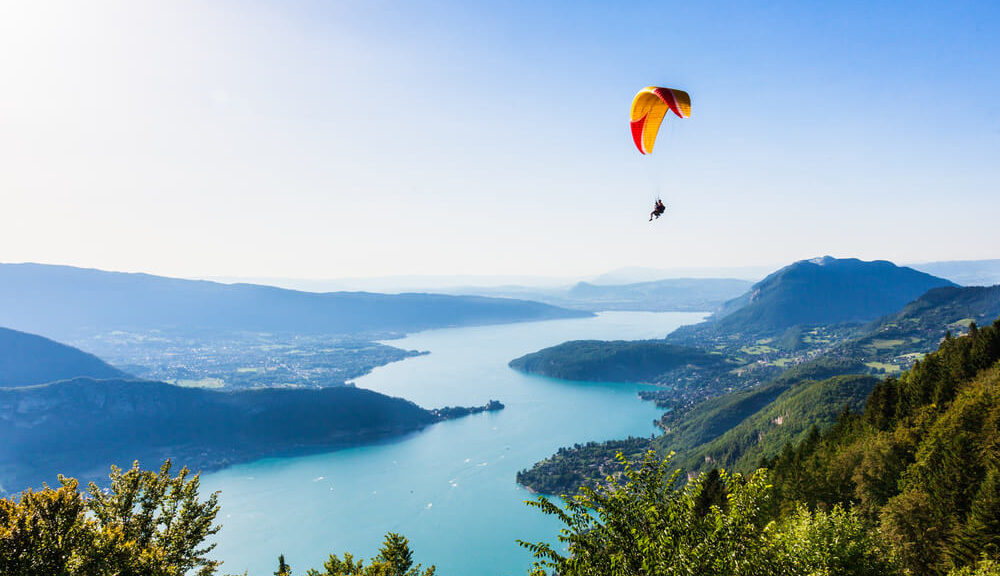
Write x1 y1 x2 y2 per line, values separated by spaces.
951 469 1000 569
375 533 415 576
303 532 434 576
692 468 728 517
275 554 292 576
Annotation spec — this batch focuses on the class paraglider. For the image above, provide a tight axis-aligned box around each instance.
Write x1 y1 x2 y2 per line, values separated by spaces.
630 86 690 222
629 86 691 155
649 198 666 221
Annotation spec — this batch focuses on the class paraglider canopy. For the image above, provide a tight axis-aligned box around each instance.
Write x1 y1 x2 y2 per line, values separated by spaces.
630 87 691 155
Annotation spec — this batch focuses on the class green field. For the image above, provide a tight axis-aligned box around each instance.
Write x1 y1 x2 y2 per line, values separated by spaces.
870 339 905 350
865 361 901 374
740 345 777 355
171 377 226 388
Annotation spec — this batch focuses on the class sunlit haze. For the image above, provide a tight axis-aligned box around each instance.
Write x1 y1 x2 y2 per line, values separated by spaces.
2 1 998 280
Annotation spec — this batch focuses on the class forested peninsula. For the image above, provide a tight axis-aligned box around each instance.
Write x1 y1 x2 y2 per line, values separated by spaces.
0 377 503 494
509 340 732 383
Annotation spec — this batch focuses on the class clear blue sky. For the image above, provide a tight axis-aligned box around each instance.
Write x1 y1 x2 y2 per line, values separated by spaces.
1 1 998 279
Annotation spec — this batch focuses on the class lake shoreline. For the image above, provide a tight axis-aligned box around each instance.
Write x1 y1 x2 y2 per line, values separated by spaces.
202 311 706 576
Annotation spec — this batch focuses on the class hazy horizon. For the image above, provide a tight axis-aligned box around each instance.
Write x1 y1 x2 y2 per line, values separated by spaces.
4 256 1000 295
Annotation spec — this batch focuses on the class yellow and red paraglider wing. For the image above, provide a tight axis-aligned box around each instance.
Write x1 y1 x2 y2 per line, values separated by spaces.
629 87 691 154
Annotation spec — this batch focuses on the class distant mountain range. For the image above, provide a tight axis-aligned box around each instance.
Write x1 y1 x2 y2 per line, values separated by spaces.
0 327 127 387
0 263 589 340
910 258 1000 287
562 278 754 311
201 258 999 297
437 277 754 313
587 265 774 285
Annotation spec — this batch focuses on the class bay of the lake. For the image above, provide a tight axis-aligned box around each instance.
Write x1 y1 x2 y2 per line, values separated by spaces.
202 311 706 575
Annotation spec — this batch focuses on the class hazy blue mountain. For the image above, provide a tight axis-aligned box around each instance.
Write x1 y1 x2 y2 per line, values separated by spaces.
0 377 495 493
561 278 754 311
910 259 1000 286
0 263 588 340
0 327 127 387
588 265 771 285
437 277 753 312
683 256 956 336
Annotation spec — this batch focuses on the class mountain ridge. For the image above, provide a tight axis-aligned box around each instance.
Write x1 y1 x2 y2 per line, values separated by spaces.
0 327 128 388
0 262 590 340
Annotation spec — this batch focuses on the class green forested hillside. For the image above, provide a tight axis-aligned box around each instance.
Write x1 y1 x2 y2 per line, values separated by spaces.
677 374 878 473
768 319 1000 575
0 327 127 388
653 358 868 454
684 286 1000 475
517 357 870 495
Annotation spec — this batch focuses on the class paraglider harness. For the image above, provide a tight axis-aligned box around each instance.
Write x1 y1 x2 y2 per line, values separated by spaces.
649 198 666 221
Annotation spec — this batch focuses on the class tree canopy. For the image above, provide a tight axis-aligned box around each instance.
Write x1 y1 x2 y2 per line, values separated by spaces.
0 460 220 576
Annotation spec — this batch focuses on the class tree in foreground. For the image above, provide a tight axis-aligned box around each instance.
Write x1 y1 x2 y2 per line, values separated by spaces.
301 532 435 576
949 559 1000 576
0 460 220 576
520 450 899 576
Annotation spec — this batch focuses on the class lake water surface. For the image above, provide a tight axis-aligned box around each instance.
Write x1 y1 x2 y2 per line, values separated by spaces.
202 311 705 575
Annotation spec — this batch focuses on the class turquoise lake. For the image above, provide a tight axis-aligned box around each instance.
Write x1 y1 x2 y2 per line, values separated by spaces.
202 311 706 575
